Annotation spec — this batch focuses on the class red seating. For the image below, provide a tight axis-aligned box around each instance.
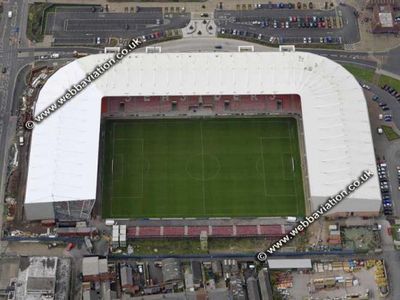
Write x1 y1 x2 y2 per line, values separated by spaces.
102 94 301 116
236 225 258 236
259 225 284 236
163 226 185 236
138 226 161 237
127 227 138 237
212 226 234 237
187 226 209 237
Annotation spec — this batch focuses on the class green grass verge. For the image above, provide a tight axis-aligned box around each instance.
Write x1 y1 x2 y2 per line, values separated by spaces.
342 64 375 83
130 239 206 255
382 125 400 141
102 117 305 218
378 75 400 91
128 237 276 255
27 3 51 42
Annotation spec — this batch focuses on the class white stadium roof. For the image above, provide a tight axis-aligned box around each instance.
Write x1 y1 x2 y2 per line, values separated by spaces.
25 51 381 215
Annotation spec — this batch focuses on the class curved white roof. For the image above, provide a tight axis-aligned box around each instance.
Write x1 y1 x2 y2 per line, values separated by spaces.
25 51 381 215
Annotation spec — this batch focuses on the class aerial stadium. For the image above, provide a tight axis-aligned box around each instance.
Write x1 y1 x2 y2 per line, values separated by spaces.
23 49 381 221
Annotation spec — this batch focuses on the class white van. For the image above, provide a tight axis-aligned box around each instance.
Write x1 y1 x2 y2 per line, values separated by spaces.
8 11 13 18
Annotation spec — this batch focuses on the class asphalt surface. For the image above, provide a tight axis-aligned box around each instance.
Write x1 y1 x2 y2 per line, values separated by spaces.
214 5 360 44
45 6 190 45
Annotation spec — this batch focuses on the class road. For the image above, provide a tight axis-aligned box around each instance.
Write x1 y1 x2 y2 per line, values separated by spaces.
0 0 31 252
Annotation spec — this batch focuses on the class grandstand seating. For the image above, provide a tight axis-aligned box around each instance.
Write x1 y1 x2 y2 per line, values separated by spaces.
138 226 161 237
126 223 292 239
259 225 285 236
212 226 234 237
187 226 209 237
236 225 258 236
102 94 301 116
163 226 185 236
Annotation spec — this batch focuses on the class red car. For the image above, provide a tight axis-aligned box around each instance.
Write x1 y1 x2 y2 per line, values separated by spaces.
66 243 75 251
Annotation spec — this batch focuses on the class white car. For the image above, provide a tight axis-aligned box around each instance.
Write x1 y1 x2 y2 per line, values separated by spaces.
308 37 312 43
362 84 371 90
258 33 262 40
269 36 274 43
303 37 307 43
320 37 324 43
96 37 101 44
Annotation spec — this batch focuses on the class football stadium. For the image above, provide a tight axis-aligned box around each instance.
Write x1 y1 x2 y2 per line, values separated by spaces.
23 50 382 221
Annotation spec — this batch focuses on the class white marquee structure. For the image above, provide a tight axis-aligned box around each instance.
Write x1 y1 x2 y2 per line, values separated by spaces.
24 51 381 220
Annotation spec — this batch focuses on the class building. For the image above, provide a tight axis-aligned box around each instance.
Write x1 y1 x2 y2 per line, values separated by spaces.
14 256 70 300
120 264 134 290
24 51 381 220
161 258 182 284
267 259 312 270
371 4 400 33
82 256 111 282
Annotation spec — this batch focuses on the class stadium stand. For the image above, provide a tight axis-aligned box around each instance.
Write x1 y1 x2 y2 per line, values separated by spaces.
125 224 296 239
163 226 185 236
187 226 210 237
138 226 161 237
101 94 302 116
236 225 258 236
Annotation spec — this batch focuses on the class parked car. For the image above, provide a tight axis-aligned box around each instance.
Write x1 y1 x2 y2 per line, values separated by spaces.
66 243 75 251
384 115 392 122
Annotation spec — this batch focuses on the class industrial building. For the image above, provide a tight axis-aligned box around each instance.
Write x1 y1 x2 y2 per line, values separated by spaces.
24 51 381 220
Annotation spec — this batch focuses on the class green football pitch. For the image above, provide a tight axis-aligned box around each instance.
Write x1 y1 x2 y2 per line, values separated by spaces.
101 118 305 218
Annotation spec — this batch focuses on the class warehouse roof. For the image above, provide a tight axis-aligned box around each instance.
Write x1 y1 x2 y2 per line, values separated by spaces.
267 259 312 269
25 51 381 215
